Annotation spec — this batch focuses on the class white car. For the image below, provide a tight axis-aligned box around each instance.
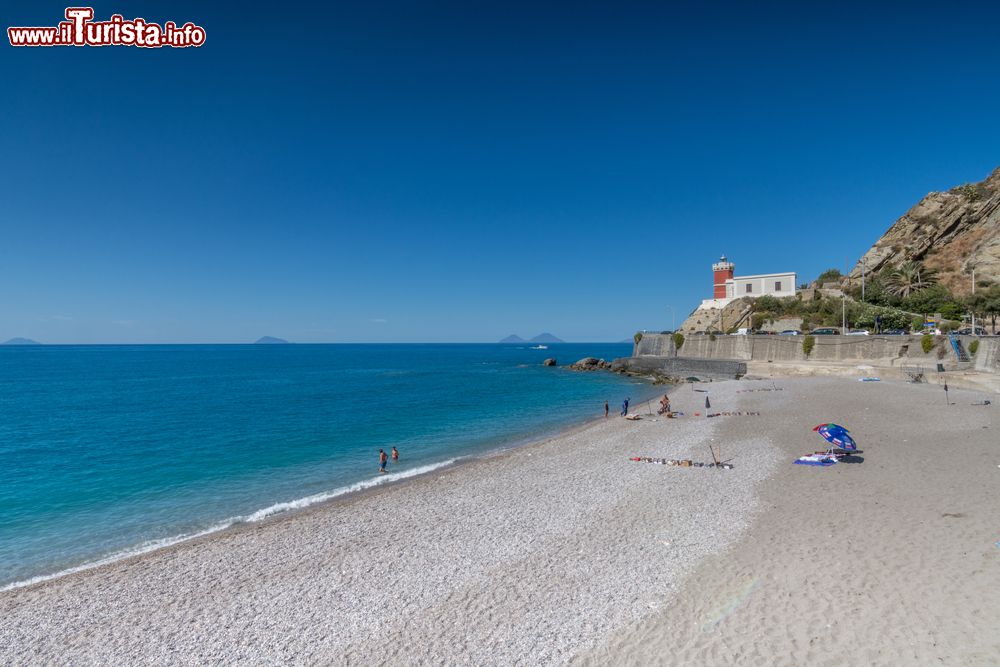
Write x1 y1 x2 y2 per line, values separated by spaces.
846 329 870 336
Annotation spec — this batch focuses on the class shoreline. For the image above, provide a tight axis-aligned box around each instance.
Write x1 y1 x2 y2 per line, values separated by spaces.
1 380 759 664
1 382 664 595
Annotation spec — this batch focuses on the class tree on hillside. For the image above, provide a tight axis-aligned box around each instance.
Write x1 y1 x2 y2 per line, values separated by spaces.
968 285 1000 333
900 283 949 316
885 261 938 299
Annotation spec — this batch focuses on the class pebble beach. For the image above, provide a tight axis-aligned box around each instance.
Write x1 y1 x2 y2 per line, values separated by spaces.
2 377 998 665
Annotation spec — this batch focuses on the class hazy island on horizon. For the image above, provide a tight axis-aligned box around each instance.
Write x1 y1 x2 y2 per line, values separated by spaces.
498 333 565 344
254 336 291 345
2 337 42 346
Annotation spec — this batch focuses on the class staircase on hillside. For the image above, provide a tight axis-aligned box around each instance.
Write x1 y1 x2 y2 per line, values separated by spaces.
726 302 754 332
949 334 971 362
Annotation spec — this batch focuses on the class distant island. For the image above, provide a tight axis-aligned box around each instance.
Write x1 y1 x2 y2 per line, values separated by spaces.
498 333 565 343
254 336 290 344
2 337 41 346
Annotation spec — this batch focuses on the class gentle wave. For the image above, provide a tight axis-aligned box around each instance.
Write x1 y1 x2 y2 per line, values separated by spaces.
0 458 459 593
238 459 458 522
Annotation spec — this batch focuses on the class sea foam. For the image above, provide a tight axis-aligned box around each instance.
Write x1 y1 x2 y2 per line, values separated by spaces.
0 458 458 592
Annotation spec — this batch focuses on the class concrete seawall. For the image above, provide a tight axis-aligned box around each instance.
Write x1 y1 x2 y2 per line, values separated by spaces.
635 333 1000 372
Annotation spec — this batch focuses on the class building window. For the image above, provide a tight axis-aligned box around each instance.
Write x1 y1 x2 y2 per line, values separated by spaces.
775 281 782 292
745 284 752 294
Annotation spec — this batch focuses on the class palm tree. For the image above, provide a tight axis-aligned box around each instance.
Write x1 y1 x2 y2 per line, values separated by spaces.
885 261 938 298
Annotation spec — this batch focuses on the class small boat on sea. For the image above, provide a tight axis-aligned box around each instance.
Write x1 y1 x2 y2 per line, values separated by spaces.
530 345 548 350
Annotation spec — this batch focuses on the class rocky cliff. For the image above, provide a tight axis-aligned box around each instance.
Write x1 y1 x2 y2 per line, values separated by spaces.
847 167 1000 294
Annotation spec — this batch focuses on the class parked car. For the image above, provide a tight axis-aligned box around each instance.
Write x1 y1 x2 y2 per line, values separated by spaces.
691 331 707 336
735 327 752 335
846 329 870 336
954 326 987 336
809 328 839 335
882 328 907 335
778 329 801 336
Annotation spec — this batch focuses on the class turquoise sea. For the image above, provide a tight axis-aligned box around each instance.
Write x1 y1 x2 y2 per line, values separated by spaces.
0 343 649 589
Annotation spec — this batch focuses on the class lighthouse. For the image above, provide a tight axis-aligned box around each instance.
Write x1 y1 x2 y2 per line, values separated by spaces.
712 255 734 299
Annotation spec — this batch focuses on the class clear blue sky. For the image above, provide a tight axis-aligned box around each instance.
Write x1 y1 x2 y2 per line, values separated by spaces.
3 1 999 343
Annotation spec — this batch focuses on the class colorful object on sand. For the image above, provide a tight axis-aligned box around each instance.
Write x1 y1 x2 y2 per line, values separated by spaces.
794 453 838 467
813 423 857 451
796 423 858 467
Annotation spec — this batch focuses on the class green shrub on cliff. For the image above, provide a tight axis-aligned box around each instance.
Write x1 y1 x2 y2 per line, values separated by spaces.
672 332 685 351
753 295 783 313
970 339 980 356
815 269 842 285
802 335 815 357
921 334 934 354
634 332 643 345
952 182 986 202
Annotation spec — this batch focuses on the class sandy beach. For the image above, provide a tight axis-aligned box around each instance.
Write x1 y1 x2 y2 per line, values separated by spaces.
2 377 998 665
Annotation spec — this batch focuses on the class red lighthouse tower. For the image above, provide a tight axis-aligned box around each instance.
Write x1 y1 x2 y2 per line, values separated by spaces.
712 254 734 299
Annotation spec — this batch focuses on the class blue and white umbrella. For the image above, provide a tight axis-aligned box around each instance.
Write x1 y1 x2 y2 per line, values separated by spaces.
813 423 857 451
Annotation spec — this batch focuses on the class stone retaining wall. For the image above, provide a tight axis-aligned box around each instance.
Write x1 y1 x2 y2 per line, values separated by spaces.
634 332 1000 370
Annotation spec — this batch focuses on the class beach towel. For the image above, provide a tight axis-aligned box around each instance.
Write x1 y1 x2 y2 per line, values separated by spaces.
794 454 837 467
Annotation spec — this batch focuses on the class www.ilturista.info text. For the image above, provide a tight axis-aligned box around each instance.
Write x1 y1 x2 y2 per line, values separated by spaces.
8 7 206 48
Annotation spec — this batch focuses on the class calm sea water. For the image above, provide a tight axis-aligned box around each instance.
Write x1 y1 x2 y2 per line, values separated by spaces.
0 343 648 588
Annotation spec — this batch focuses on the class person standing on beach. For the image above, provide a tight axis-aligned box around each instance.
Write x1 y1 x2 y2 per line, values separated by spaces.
604 400 609 418
391 446 399 463
378 449 388 473
621 397 630 416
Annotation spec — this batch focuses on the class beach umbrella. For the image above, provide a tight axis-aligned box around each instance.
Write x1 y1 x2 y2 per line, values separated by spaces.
812 423 857 451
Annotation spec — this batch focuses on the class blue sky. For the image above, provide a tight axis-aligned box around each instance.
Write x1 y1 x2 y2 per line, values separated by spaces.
2 1 999 343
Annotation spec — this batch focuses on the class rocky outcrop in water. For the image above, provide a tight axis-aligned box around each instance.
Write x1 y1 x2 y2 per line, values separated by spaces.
542 358 557 366
848 167 1000 294
568 357 612 371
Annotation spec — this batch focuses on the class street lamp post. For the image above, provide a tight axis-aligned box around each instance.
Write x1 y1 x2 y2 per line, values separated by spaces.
861 257 867 302
971 268 976 335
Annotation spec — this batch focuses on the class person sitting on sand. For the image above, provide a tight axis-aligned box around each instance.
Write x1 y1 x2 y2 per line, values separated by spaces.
391 446 399 463
378 449 388 473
